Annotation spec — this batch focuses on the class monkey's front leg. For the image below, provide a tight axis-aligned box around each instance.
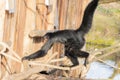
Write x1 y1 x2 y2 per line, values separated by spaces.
22 50 46 61
22 39 53 61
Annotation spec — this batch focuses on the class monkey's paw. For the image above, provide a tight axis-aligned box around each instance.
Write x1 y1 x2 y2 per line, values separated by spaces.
22 56 31 61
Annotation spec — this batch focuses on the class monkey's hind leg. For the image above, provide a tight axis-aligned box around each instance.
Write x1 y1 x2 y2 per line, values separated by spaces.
76 50 89 66
65 52 79 67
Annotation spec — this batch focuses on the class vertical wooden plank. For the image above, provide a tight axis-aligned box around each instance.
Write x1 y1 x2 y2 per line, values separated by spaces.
36 0 47 30
35 0 47 52
0 0 5 41
23 0 36 58
0 1 5 79
2 1 17 79
13 0 26 73
3 0 29 73
47 0 57 30
74 0 83 29
2 0 27 74
3 12 11 42
2 12 14 79
58 0 69 30
74 0 87 29
66 0 89 29
66 0 77 29
14 0 26 57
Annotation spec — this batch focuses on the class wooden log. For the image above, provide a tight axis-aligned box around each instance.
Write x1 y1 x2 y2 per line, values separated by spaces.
6 51 91 80
5 48 103 80
9 62 89 80
7 52 58 80
29 30 47 38
28 29 55 38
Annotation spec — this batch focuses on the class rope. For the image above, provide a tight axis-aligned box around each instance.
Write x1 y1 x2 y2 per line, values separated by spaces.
0 52 21 63
0 42 22 77
95 57 120 70
0 42 21 60
1 57 12 74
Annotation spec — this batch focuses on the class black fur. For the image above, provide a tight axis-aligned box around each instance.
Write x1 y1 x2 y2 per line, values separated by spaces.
22 0 99 68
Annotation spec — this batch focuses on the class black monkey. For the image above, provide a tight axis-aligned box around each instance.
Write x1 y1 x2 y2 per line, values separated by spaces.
22 0 99 67
64 38 89 67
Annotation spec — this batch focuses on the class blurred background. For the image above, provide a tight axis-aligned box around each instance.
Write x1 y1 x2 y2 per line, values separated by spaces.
86 2 120 79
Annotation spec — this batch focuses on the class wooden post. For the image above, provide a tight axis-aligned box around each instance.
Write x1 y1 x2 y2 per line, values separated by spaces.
23 0 36 62
0 0 5 41
36 0 47 30
0 3 5 78
12 0 26 73
58 0 69 30
47 0 57 30
3 0 27 75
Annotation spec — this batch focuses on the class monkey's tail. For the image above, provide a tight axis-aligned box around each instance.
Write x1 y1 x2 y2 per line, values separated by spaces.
76 0 99 35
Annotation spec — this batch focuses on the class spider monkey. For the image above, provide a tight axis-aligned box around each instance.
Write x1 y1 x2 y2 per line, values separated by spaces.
22 0 99 67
